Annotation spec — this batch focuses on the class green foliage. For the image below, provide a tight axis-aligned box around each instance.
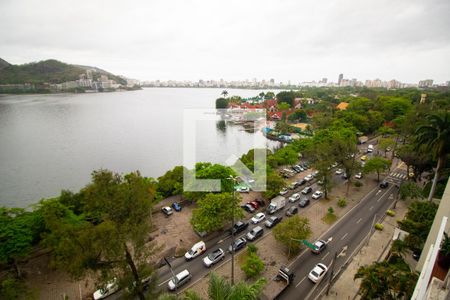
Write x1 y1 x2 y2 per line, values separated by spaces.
327 207 334 215
40 169 158 300
374 223 384 231
240 244 265 278
264 91 275 99
0 276 36 300
354 181 363 187
270 146 298 166
207 272 266 300
273 216 312 255
276 91 301 107
157 166 185 198
337 198 347 207
386 210 396 217
376 96 413 121
190 193 243 233
278 102 290 111
399 181 423 200
262 171 285 199
363 157 391 182
398 201 438 250
355 259 418 300
379 137 395 157
287 109 307 123
215 98 229 109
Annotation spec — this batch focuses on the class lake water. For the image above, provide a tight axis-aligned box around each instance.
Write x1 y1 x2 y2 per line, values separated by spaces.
0 88 280 207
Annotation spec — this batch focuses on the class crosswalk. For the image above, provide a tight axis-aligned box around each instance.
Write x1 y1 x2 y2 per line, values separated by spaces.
389 172 408 180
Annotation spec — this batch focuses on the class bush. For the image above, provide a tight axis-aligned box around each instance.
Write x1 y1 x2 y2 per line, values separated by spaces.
337 198 347 208
386 210 396 217
328 207 334 215
374 223 384 231
241 246 265 278
354 181 363 187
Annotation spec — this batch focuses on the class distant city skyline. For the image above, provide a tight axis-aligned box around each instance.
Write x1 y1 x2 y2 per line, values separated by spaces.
1 0 449 83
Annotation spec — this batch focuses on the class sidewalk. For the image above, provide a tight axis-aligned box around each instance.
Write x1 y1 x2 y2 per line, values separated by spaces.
321 197 410 300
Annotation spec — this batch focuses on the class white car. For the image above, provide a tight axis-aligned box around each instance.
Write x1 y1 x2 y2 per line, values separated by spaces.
355 172 363 179
335 169 343 175
251 212 266 224
279 188 289 195
312 170 319 177
289 193 301 202
161 206 173 216
304 174 313 182
239 186 250 193
308 263 328 283
93 279 119 300
312 191 323 199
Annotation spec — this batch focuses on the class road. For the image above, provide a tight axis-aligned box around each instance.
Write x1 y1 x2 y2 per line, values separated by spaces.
278 167 405 300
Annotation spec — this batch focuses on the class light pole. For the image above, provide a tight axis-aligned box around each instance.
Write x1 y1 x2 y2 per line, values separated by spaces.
228 175 237 286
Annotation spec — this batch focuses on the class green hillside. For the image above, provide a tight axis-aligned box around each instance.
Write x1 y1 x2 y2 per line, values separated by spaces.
0 59 126 85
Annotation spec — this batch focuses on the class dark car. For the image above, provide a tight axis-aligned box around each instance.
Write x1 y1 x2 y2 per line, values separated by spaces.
172 202 182 212
380 181 389 188
412 249 421 261
292 166 301 173
241 204 255 213
341 173 349 180
265 216 282 228
286 206 298 216
231 221 249 235
299 197 310 208
302 186 313 195
297 179 306 186
311 240 327 254
255 199 265 207
228 237 247 253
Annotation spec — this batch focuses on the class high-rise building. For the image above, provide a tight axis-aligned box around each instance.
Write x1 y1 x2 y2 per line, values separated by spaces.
418 79 434 88
338 74 343 86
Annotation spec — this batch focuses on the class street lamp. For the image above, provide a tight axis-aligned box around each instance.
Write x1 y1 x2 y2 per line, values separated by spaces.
228 175 238 286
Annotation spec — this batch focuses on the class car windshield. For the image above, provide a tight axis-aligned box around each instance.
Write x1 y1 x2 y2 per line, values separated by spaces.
208 253 216 260
311 270 320 277
188 249 195 255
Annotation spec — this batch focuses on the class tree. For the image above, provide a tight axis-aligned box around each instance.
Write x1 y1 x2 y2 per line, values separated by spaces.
264 91 275 99
216 97 229 109
240 244 265 278
354 259 417 299
263 171 285 200
272 216 312 256
363 157 391 182
399 181 423 200
379 137 395 157
190 193 243 233
40 170 158 300
157 166 185 197
208 272 266 300
221 90 228 98
0 207 41 278
415 111 450 201
259 92 265 99
287 109 307 123
277 102 290 111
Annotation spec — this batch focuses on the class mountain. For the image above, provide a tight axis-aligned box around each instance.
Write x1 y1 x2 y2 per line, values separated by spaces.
0 58 10 70
0 59 126 85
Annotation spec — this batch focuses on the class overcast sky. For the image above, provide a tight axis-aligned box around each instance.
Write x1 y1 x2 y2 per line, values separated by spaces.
1 0 449 83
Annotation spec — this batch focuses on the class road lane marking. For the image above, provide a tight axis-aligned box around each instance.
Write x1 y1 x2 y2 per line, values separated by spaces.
158 278 171 287
295 276 307 288
322 252 330 261
341 233 348 240
356 218 362 224
369 206 373 211
377 197 381 202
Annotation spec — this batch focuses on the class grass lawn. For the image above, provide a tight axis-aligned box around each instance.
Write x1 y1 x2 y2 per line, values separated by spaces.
322 213 338 224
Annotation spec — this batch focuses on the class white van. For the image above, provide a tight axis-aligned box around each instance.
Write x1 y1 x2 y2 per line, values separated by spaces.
367 144 374 153
168 269 192 291
184 241 206 261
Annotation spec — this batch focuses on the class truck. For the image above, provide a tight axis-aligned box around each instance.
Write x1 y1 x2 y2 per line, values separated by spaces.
266 196 286 215
358 135 368 144
261 266 295 300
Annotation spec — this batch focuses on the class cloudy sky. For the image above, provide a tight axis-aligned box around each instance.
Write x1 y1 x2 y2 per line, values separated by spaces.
1 0 449 83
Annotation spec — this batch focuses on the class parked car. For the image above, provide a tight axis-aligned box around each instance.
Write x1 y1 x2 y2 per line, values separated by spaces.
239 186 250 193
311 240 327 254
355 172 363 179
228 237 247 253
279 188 289 195
231 221 249 235
292 166 301 173
312 191 323 199
380 181 389 188
289 193 301 202
248 201 259 210
161 206 173 216
203 248 225 267
286 206 298 216
172 202 182 212
241 204 255 213
299 197 310 207
302 186 313 195
295 165 305 171
255 199 265 207
288 182 298 190
265 216 282 228
297 179 306 186
93 279 119 300
312 170 319 177
246 226 264 241
341 173 349 179
168 269 192 291
302 163 310 169
308 263 328 283
304 174 313 182
251 212 266 224
331 162 338 168
335 168 343 175
360 155 367 161
184 241 207 261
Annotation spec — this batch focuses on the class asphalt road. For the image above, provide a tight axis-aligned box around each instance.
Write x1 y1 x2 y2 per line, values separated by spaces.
278 168 404 300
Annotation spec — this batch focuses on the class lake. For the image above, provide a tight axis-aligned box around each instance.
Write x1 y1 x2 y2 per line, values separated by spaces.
0 88 280 207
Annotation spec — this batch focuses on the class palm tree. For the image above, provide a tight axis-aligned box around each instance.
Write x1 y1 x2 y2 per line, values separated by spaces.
415 111 450 201
208 272 266 300
221 90 228 98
